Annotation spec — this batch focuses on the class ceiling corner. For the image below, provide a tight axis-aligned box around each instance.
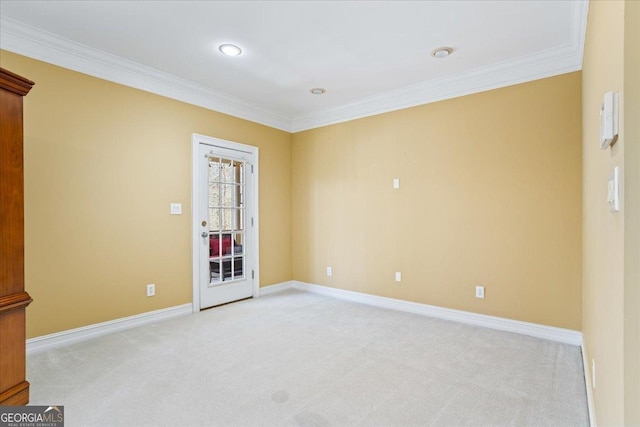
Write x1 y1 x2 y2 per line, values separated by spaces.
0 16 294 133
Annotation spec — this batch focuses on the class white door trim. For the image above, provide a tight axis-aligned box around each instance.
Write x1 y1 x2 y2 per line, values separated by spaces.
191 134 260 313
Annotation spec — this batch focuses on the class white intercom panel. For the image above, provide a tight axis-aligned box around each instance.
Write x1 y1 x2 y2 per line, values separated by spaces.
600 91 619 149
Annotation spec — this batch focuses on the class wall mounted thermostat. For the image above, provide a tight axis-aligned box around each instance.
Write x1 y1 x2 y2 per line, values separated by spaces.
600 91 619 149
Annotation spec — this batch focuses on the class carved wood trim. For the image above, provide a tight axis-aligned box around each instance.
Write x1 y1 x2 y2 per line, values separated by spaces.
0 381 30 406
0 67 33 407
0 68 35 96
0 291 33 314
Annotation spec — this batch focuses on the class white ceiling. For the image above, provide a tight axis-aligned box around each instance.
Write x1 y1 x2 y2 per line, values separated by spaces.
0 1 588 132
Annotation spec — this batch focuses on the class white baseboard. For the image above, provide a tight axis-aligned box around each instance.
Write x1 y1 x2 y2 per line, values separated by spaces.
581 342 597 426
27 281 583 354
287 281 582 346
26 303 192 354
259 281 294 296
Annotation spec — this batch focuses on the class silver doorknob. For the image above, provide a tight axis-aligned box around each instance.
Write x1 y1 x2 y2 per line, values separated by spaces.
201 232 208 238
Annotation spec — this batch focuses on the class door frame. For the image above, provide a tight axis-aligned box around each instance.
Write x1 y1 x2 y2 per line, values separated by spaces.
191 133 260 313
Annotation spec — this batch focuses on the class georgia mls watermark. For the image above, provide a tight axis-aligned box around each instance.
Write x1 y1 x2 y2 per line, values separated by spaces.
0 406 64 427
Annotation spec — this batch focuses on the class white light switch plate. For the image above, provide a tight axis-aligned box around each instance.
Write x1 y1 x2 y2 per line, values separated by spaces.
607 167 620 212
393 178 400 189
170 203 182 215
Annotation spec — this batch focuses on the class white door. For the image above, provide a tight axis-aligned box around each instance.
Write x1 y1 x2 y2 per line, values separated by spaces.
194 138 257 309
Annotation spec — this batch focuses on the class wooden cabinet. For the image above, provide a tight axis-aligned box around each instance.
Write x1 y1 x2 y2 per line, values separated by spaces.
0 68 34 405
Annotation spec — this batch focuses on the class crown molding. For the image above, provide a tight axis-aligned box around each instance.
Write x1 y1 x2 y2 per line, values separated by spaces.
291 46 581 132
0 17 293 132
1 0 588 134
573 0 589 67
291 0 588 132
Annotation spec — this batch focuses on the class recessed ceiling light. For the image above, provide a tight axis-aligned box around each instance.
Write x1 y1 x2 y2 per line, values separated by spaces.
310 88 326 95
431 47 453 59
219 44 242 57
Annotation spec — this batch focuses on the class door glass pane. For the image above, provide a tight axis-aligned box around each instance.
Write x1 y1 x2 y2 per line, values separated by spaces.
220 159 234 183
210 258 223 284
221 209 233 232
220 185 235 208
209 232 222 285
232 256 244 279
208 158 221 182
209 232 224 257
209 208 221 232
232 233 244 255
206 153 247 286
209 183 220 207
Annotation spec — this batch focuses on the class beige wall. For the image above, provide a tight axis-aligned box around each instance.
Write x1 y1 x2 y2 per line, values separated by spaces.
6 7 638 420
581 0 640 425
292 72 582 330
3 4 638 420
0 51 292 338
623 1 640 425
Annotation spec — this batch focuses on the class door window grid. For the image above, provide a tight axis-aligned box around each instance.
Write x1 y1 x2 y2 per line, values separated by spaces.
207 157 245 285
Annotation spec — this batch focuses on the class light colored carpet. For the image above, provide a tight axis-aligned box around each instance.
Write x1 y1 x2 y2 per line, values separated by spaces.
27 289 589 426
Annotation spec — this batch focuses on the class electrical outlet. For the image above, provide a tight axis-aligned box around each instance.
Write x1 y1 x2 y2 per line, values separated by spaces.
475 285 485 299
146 284 155 297
326 267 332 277
395 272 402 282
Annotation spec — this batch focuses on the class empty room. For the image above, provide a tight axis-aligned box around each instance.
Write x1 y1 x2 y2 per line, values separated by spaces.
0 1 638 426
